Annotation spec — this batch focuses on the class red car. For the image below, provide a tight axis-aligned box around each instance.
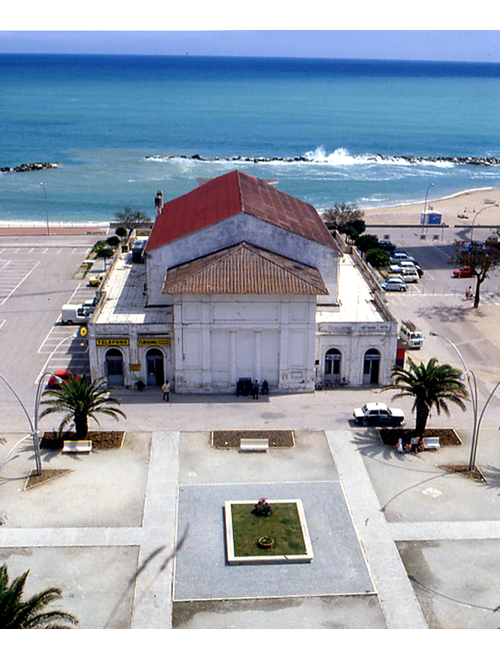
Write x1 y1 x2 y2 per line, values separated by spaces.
453 266 475 278
47 370 81 388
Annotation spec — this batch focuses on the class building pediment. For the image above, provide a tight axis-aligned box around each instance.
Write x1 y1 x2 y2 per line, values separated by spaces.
163 242 329 296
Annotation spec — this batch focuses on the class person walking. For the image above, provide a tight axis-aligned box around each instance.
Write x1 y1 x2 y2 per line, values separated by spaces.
162 380 170 402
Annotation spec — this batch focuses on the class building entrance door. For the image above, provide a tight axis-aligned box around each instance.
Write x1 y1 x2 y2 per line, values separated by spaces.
362 349 380 385
146 348 164 386
105 349 124 386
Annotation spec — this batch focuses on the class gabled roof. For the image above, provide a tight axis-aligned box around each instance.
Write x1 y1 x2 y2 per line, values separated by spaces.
162 242 329 296
146 170 338 252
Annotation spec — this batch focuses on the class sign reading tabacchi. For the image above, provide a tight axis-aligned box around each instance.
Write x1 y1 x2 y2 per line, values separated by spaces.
96 338 130 346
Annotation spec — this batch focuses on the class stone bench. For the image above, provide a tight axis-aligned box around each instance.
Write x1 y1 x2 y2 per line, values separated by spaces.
62 440 93 453
239 438 269 452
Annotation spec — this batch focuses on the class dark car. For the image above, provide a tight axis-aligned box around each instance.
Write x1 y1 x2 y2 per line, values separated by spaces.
132 239 147 264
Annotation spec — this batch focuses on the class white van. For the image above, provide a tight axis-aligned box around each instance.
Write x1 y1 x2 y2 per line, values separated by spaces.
61 304 90 325
400 320 424 348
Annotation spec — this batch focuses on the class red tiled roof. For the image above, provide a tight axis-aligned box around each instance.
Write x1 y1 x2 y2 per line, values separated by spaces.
163 242 329 296
146 170 338 252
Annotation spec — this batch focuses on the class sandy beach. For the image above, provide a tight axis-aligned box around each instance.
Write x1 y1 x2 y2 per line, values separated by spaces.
363 188 500 227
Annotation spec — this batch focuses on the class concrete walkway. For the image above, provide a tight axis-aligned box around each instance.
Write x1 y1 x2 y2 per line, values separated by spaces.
325 430 427 629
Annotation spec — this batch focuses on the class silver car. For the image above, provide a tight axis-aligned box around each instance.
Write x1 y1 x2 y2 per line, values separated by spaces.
381 276 407 291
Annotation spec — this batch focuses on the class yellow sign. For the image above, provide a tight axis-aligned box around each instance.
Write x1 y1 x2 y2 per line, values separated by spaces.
96 338 130 346
129 363 141 371
79 326 87 337
138 337 171 346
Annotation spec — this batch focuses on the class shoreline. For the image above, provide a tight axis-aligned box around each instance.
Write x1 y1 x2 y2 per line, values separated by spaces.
1 187 499 234
363 187 500 227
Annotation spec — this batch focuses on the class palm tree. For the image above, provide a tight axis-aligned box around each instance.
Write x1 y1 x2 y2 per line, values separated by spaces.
383 357 469 435
40 375 126 439
0 563 78 628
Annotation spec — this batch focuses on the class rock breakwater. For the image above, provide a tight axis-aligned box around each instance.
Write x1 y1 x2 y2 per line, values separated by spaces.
0 162 59 173
145 153 500 166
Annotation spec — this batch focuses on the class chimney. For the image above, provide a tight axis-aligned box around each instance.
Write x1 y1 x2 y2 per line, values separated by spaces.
155 190 163 218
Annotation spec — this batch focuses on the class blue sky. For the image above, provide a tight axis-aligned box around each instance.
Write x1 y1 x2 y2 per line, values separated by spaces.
1 30 500 62
2 4 500 62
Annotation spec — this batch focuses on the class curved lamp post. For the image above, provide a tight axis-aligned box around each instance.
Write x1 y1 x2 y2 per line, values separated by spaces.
430 330 489 471
423 182 434 219
0 332 78 476
40 182 50 236
470 204 499 242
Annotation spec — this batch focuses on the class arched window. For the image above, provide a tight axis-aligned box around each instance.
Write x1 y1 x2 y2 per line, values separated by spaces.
324 348 342 382
363 348 380 385
105 348 124 386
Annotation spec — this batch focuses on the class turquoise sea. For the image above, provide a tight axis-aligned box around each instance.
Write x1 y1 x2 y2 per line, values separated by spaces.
1 54 500 224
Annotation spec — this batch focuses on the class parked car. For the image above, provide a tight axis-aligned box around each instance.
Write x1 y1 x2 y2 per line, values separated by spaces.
380 276 407 291
399 259 423 277
89 272 105 287
390 250 409 259
132 239 147 263
353 402 405 426
400 267 419 283
453 266 475 278
48 369 81 389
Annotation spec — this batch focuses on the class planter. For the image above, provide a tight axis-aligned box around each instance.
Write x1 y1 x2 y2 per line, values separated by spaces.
258 536 275 549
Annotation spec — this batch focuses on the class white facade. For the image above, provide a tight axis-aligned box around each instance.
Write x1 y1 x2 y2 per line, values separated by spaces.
172 294 317 393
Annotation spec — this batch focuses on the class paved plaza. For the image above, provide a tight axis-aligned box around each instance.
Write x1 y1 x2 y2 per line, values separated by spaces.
2 398 500 629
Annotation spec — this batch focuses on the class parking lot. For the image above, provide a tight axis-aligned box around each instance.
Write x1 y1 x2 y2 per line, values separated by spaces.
0 236 98 394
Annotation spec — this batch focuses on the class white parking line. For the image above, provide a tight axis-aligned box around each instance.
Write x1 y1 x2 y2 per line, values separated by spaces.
67 283 82 304
0 261 40 305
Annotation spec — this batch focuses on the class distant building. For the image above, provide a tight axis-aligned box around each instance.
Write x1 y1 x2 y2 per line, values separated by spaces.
88 171 397 393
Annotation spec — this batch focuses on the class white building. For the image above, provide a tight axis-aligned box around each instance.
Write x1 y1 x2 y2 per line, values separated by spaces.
88 170 398 393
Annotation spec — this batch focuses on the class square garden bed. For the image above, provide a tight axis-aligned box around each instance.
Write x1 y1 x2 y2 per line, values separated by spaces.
224 499 314 565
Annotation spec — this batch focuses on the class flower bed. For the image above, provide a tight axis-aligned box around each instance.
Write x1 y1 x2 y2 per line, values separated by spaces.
225 498 314 564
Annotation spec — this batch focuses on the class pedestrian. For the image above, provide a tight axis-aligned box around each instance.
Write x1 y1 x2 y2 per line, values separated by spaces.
466 286 473 300
162 380 170 402
252 379 259 399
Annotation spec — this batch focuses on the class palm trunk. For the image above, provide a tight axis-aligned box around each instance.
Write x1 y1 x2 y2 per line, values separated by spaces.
415 400 430 436
74 413 88 439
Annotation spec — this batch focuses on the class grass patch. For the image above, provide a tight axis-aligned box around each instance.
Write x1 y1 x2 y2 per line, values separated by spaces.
230 502 307 557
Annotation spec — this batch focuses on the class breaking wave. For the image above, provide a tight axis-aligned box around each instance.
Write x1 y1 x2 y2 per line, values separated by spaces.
145 148 500 168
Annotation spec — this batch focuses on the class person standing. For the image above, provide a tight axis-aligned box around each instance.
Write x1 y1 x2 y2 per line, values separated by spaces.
252 380 259 399
162 380 170 402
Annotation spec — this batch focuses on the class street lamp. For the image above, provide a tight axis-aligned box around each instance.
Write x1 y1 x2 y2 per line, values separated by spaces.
0 372 42 474
0 332 78 476
423 183 434 220
40 182 50 236
470 204 499 242
429 331 485 471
